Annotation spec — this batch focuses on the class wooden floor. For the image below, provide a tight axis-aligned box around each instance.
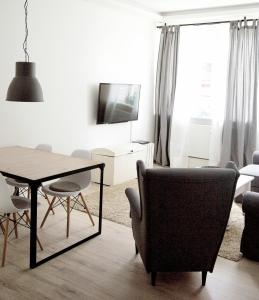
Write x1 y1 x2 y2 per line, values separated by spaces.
0 198 259 300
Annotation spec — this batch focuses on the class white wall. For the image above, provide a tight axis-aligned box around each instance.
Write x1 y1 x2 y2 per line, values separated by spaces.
0 0 158 154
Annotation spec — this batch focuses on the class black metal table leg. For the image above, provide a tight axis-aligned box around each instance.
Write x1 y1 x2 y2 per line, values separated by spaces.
98 165 104 234
27 164 105 268
30 183 40 269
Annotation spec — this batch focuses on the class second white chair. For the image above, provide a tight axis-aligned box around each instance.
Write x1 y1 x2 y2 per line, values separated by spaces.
40 149 95 237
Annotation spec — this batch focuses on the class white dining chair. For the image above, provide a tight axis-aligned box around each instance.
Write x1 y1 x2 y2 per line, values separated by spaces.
40 149 94 237
6 144 52 197
0 173 43 266
5 144 54 214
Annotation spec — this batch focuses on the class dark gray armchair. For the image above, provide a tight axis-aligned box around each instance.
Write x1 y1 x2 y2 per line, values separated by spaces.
251 151 259 192
125 161 238 286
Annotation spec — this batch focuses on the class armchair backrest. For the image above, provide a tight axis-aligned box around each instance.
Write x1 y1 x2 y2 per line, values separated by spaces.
136 161 238 272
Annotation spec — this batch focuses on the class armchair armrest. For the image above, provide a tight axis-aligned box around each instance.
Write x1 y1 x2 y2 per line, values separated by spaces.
125 188 141 220
243 192 259 217
252 151 259 165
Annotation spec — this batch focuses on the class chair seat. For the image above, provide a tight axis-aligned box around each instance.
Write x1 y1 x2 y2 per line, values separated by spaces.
5 177 29 188
0 196 31 214
49 181 81 192
11 196 31 210
42 182 81 197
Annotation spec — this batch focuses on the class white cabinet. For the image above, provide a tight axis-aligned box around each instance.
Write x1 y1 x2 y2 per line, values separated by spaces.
91 143 154 186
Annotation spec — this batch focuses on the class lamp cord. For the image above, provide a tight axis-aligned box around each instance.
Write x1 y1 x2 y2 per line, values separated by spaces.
23 0 30 62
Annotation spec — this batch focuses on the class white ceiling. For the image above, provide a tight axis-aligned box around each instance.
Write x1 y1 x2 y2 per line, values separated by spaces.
115 0 259 14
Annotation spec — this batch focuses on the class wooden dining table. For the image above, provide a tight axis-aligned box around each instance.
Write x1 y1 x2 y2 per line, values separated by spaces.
0 146 105 268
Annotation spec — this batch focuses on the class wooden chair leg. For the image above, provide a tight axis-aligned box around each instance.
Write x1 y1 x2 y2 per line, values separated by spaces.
27 187 31 199
25 211 30 225
44 193 55 215
79 193 95 226
24 211 43 251
67 197 70 238
13 213 18 239
0 221 5 234
151 272 157 286
2 215 10 267
40 196 56 228
202 271 207 286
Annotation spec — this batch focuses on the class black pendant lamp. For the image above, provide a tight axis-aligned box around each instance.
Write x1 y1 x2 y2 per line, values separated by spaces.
6 0 43 102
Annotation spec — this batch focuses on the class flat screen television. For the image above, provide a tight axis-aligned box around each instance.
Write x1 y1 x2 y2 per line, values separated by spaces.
97 83 141 124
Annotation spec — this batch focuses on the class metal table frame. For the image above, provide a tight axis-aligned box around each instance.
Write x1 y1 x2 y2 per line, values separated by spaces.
2 163 104 269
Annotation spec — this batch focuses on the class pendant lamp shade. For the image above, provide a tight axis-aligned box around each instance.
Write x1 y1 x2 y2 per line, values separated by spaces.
6 62 43 102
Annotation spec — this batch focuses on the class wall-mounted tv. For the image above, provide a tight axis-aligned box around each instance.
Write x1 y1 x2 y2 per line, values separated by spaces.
97 83 141 124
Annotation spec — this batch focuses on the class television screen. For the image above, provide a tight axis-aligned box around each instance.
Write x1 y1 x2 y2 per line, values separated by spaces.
97 83 141 124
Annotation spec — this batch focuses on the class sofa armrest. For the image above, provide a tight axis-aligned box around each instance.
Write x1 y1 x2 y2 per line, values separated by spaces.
252 151 259 165
243 191 259 217
125 188 141 220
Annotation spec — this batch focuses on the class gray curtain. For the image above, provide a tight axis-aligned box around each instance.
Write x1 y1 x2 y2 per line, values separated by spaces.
220 20 258 168
154 26 180 166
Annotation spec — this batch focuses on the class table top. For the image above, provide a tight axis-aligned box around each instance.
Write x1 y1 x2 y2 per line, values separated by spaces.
239 164 259 177
235 174 254 198
236 174 254 188
0 146 103 183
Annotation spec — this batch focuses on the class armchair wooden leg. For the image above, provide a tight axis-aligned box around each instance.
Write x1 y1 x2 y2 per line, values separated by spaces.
135 243 138 255
13 213 18 239
67 197 70 238
202 271 207 286
2 215 10 267
151 272 157 286
24 211 43 251
79 193 95 226
40 196 56 228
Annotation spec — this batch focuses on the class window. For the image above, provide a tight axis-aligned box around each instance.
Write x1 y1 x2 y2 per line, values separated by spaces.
170 24 229 167
174 24 229 122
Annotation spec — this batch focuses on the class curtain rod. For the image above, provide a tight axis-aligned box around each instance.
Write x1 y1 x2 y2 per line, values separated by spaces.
156 17 256 28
